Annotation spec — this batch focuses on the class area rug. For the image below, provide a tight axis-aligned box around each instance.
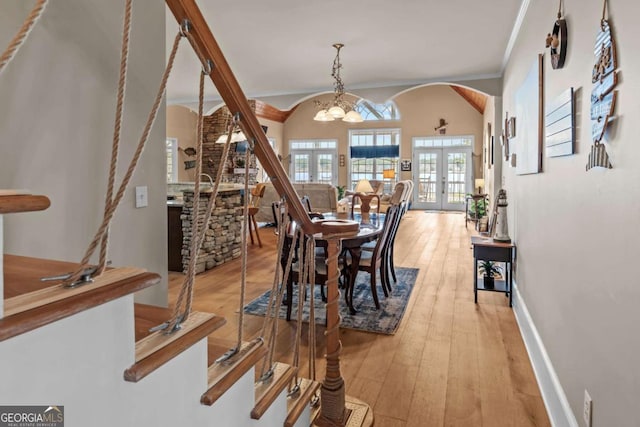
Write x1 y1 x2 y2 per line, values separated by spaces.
243 267 419 335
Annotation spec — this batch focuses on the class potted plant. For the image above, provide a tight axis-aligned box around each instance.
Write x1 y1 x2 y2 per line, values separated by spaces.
478 260 502 289
336 185 346 200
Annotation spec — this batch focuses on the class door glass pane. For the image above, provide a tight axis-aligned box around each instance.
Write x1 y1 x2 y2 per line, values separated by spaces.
293 154 310 183
418 153 437 203
316 154 333 184
447 152 466 203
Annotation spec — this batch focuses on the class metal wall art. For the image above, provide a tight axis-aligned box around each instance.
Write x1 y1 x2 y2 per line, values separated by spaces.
587 0 618 170
545 0 568 69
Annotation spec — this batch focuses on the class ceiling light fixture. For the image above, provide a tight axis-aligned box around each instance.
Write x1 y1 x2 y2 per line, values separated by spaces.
313 43 363 123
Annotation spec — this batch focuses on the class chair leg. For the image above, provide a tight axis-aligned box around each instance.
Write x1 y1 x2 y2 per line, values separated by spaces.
370 272 380 309
248 215 256 246
390 245 397 283
252 215 262 247
380 261 390 297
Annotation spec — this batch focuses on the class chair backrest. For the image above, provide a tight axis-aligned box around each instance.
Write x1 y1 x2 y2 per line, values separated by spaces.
384 201 405 255
369 180 385 195
389 182 407 205
371 204 400 260
250 183 266 208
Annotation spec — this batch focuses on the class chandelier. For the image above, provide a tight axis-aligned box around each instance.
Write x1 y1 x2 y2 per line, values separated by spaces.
313 43 363 123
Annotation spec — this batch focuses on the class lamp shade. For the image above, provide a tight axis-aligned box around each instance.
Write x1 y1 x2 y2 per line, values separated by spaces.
354 179 374 194
383 169 396 179
327 105 346 119
342 110 363 123
313 110 334 122
475 178 485 193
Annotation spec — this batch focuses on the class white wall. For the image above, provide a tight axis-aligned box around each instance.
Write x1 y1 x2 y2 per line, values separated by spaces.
502 0 640 425
0 0 167 305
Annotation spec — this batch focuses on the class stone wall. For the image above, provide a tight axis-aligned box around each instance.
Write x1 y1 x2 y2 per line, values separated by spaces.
181 190 243 273
202 104 257 185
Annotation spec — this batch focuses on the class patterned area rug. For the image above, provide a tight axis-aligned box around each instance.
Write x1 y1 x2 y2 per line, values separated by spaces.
243 267 419 335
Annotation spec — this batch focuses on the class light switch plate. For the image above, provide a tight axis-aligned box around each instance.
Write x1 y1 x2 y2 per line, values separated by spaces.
135 186 148 208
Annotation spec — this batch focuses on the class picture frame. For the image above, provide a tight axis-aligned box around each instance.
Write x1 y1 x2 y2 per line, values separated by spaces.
400 159 411 172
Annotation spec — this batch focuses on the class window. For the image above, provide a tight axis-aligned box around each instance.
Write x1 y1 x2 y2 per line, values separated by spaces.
349 129 400 193
166 138 178 183
289 139 338 185
354 100 400 121
413 135 473 148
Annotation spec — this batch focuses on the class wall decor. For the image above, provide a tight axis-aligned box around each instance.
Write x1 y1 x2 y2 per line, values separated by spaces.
434 118 448 135
400 159 411 172
339 154 345 167
507 117 516 138
545 87 575 157
502 113 511 162
587 0 617 170
486 123 492 169
514 54 544 175
545 0 568 69
491 136 495 166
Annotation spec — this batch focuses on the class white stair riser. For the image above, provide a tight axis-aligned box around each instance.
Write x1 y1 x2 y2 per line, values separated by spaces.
0 294 301 426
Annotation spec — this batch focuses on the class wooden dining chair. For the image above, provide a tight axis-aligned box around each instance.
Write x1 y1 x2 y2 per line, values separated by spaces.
345 204 400 310
383 201 406 292
247 183 266 247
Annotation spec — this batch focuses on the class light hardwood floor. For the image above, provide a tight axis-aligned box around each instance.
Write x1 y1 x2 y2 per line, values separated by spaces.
168 211 550 427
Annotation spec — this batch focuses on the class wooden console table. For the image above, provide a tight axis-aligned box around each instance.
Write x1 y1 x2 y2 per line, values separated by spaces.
471 236 515 307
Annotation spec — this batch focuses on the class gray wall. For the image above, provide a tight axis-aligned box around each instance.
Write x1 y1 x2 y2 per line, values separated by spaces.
502 0 640 425
0 0 167 305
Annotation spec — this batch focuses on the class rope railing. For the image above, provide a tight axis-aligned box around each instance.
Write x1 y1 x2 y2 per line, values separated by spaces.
0 0 49 75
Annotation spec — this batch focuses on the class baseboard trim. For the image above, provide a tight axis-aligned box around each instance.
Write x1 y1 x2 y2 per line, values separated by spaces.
512 281 579 427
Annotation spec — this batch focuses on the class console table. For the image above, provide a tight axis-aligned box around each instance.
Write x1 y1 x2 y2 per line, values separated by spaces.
471 235 515 307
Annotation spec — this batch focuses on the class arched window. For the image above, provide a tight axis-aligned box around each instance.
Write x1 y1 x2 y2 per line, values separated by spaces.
354 100 400 121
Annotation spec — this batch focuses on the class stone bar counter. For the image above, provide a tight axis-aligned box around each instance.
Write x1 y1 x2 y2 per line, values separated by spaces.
179 186 244 273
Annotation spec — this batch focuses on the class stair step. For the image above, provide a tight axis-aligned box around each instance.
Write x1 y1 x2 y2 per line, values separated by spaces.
200 338 266 406
1 255 159 341
125 306 226 382
0 193 50 214
285 377 321 427
251 361 297 420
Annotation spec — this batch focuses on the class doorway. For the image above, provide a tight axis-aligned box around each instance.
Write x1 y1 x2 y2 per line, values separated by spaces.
412 136 473 211
289 140 338 185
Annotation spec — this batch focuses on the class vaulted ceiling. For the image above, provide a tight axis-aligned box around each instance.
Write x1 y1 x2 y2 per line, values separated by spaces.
166 0 525 107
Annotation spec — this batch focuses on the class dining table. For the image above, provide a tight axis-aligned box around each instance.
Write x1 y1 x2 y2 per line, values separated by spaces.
286 212 385 314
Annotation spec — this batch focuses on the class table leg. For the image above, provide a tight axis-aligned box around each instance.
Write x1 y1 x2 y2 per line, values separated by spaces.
509 260 513 307
474 257 478 304
345 247 361 315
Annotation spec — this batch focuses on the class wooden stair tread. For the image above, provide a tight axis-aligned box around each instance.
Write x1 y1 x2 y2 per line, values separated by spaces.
285 377 321 427
0 194 50 214
4 254 85 299
5 266 147 317
124 310 226 383
200 339 266 406
251 361 297 420
134 303 173 341
0 256 159 341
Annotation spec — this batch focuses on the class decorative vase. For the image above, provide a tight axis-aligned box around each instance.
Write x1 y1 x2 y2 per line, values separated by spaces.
483 276 495 289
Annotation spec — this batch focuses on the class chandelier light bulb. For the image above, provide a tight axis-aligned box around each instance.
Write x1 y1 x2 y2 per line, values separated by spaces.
313 109 334 122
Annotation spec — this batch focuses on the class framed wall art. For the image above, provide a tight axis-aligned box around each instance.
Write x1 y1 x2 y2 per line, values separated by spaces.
513 54 544 175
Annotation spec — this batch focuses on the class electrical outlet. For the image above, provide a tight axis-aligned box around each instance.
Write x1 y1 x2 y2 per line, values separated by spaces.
135 186 148 208
583 389 592 427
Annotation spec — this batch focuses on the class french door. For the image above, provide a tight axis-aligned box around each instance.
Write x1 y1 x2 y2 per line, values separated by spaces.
413 147 472 211
290 150 337 185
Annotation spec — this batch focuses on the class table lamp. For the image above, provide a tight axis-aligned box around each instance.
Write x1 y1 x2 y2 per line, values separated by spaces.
475 178 485 194
354 179 376 223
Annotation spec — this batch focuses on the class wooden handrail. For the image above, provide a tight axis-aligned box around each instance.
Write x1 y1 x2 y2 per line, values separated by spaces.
165 0 358 237
0 194 50 214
